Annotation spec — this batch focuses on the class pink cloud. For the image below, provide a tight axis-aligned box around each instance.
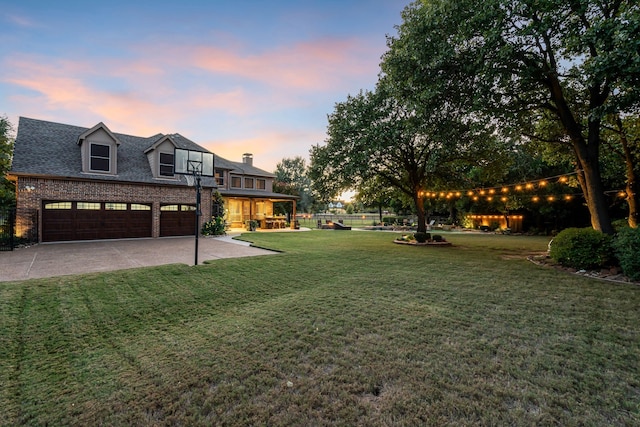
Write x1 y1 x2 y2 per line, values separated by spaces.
2 34 382 162
187 37 378 91
2 55 261 136
199 128 326 172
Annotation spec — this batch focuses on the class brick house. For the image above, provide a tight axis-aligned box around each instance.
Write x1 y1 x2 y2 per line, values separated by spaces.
8 117 297 242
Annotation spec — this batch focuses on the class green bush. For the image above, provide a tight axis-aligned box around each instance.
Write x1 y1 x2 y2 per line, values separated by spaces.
201 216 226 236
549 227 613 270
612 227 640 280
612 218 630 232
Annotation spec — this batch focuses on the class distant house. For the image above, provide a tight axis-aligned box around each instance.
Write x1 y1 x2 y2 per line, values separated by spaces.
8 117 297 242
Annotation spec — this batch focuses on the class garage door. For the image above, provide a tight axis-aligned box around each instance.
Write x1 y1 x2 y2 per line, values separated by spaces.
160 204 196 237
42 201 152 242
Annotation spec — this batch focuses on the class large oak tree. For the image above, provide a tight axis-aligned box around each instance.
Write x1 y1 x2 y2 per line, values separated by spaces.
310 85 501 233
382 0 639 233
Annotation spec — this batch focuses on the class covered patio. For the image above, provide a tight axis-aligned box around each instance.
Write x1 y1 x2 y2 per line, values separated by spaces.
220 190 299 230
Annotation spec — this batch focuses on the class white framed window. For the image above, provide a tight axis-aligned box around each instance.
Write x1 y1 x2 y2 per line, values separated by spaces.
257 179 266 190
231 176 242 188
245 177 254 189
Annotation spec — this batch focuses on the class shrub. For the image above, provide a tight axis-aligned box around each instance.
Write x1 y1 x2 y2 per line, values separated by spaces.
414 232 430 243
549 227 613 270
612 218 630 232
202 216 226 236
612 227 640 280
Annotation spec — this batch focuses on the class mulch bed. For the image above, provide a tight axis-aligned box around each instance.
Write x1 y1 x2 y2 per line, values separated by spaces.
393 239 452 246
527 254 639 286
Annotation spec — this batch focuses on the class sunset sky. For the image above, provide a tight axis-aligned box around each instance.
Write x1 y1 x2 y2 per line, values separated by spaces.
1 0 409 172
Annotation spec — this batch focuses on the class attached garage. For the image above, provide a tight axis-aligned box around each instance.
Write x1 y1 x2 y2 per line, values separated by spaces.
159 204 196 237
42 201 152 242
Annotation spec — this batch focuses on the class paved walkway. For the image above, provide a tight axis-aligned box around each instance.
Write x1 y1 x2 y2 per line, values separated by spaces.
0 234 277 282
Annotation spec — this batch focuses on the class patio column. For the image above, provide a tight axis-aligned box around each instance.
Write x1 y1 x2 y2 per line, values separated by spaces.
291 200 297 229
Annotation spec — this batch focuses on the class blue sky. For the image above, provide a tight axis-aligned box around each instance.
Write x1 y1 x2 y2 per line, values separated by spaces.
1 0 409 171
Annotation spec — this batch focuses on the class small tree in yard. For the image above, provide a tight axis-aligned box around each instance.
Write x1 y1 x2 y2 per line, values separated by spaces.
0 115 15 208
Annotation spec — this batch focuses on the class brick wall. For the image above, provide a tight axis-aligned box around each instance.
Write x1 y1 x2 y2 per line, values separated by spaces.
13 176 212 241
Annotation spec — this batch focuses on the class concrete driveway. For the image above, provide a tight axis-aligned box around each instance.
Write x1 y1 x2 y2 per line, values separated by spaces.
0 234 277 282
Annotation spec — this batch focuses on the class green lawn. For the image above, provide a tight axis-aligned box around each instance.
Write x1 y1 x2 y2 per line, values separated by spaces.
1 231 638 426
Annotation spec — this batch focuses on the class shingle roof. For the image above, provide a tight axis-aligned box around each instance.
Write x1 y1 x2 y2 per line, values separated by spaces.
213 153 275 178
10 117 273 187
219 189 298 200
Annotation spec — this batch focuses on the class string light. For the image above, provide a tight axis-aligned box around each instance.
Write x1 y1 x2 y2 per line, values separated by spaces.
416 171 623 205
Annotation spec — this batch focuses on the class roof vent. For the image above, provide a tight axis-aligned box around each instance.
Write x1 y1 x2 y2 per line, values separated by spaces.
242 153 253 166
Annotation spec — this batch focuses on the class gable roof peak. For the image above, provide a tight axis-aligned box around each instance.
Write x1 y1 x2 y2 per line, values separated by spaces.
77 121 121 146
144 134 177 154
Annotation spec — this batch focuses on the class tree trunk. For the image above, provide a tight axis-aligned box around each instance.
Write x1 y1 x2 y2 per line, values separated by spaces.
625 177 638 229
414 192 427 233
616 116 638 228
546 67 613 234
573 139 614 234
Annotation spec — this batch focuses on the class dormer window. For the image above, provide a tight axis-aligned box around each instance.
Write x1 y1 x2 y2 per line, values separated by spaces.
159 153 174 177
90 143 111 172
78 122 120 175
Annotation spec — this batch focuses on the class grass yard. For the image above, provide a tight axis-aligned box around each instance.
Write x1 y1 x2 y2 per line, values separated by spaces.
0 231 638 426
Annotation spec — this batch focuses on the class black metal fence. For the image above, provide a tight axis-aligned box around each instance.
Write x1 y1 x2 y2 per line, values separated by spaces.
0 207 16 251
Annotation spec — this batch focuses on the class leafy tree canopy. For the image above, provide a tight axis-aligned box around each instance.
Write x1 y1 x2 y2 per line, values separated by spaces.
274 156 315 213
310 81 505 232
379 0 639 233
1 115 15 207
